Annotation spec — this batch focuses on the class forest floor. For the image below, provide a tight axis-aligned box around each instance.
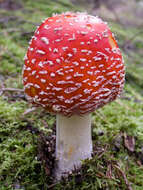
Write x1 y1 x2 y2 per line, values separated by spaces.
0 0 143 189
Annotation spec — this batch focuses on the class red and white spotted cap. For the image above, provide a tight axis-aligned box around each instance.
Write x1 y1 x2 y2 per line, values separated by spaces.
23 12 125 116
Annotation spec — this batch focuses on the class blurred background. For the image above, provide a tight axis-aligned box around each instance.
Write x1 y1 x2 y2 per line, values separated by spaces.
0 0 143 189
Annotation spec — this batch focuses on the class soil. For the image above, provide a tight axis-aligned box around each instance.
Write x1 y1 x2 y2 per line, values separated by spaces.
37 125 56 179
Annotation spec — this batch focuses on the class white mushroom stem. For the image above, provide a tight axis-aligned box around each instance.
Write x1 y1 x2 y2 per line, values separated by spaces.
54 113 92 180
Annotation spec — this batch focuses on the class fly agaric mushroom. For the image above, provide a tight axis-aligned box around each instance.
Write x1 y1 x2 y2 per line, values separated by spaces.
23 12 125 180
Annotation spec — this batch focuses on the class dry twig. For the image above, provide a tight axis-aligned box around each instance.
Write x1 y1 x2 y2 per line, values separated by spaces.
22 107 37 116
114 164 132 190
1 88 24 92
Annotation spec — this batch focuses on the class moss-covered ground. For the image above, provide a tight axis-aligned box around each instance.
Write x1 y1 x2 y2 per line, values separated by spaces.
0 0 143 189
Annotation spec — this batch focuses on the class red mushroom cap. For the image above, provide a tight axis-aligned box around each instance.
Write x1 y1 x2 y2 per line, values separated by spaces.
23 12 125 116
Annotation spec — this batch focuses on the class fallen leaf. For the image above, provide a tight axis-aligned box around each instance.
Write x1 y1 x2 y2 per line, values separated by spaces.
124 133 135 152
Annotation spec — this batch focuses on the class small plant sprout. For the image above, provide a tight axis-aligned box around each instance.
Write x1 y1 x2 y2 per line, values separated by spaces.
23 12 125 180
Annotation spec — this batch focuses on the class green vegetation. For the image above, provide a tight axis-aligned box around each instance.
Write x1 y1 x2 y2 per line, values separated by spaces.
0 0 143 189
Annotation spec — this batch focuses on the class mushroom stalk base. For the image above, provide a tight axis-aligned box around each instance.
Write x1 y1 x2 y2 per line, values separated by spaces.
54 114 92 180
